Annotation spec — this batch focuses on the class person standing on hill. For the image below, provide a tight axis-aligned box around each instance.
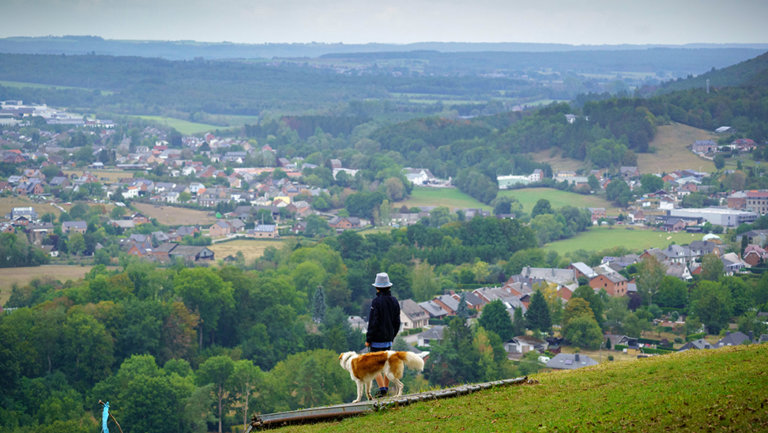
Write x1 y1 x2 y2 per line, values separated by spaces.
365 272 401 397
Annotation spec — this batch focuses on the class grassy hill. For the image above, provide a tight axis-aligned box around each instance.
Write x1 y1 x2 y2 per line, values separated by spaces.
661 51 768 92
277 344 767 432
544 225 703 254
638 122 716 174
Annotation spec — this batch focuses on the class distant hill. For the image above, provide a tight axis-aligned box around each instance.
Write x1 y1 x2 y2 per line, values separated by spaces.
658 50 768 92
1 35 767 60
280 344 768 433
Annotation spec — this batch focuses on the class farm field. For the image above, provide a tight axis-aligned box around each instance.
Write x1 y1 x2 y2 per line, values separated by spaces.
638 122 716 174
498 188 619 214
0 80 112 95
396 187 491 211
131 114 259 134
132 202 217 226
0 196 63 218
208 238 285 263
0 265 94 306
544 225 704 255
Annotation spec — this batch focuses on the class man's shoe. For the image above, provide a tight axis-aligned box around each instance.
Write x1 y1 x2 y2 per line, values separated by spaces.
374 387 388 398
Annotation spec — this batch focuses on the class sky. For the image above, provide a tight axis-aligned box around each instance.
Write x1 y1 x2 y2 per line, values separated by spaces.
2 0 767 45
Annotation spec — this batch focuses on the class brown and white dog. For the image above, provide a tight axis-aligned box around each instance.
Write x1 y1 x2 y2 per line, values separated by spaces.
338 350 425 402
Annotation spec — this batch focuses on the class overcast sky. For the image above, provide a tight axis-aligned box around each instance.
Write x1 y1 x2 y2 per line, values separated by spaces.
2 0 767 45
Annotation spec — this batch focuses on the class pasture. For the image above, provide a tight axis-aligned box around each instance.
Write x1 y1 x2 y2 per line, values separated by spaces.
544 225 704 255
638 122 716 174
208 238 285 263
498 188 618 214
132 203 217 226
396 187 491 211
0 196 62 218
0 265 94 306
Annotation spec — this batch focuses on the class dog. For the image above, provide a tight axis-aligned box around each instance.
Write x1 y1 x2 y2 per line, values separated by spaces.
338 350 425 403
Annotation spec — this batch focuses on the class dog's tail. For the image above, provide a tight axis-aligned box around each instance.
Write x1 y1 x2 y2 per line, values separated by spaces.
402 351 425 372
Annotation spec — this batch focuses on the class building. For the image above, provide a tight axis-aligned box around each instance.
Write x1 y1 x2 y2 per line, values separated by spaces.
745 190 768 215
546 353 598 370
400 299 430 330
61 220 87 234
668 208 757 227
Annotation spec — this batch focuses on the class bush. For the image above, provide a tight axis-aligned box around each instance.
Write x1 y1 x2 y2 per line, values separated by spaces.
607 355 614 361
686 332 706 342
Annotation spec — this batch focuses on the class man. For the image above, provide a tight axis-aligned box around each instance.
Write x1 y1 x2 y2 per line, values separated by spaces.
366 272 401 397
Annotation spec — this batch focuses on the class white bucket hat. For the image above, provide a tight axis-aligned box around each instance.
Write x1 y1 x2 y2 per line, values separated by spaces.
372 272 393 288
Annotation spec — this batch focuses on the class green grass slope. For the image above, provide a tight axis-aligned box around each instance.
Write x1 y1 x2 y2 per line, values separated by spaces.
279 345 768 432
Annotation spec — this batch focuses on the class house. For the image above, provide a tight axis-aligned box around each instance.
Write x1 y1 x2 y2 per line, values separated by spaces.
588 208 606 223
400 299 430 330
619 166 640 181
545 353 598 370
504 336 548 356
61 220 87 234
208 220 232 238
433 294 460 316
248 224 278 239
168 245 215 263
519 267 578 289
328 216 362 231
678 338 713 351
589 271 628 297
347 316 367 332
715 331 752 348
569 262 597 280
721 252 747 275
414 326 445 347
743 244 767 267
10 207 38 222
418 301 448 319
691 140 717 154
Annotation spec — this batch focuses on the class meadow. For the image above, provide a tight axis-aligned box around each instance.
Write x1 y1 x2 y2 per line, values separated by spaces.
529 122 717 175
131 114 260 135
498 187 618 214
281 344 768 433
396 187 491 211
132 202 217 226
544 225 704 255
638 122 716 174
208 238 285 263
0 196 62 218
0 265 94 306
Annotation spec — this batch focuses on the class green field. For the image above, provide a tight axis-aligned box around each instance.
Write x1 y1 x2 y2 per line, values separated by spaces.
131 114 261 134
0 80 112 95
396 187 491 211
131 115 224 135
498 188 619 214
544 225 705 254
282 344 767 433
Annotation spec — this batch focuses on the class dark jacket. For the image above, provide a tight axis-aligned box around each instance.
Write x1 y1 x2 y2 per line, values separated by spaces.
366 290 401 344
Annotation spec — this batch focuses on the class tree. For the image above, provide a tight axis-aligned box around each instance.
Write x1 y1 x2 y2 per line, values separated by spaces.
605 179 632 207
525 290 552 333
714 153 726 170
655 276 688 308
562 297 595 331
563 315 603 350
512 306 526 337
311 286 326 324
197 355 235 433
691 281 733 334
701 253 724 281
478 300 514 341
571 285 604 326
174 268 234 348
531 199 553 218
456 292 471 319
636 255 665 306
424 317 481 386
640 173 664 193
411 260 439 302
67 233 86 257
